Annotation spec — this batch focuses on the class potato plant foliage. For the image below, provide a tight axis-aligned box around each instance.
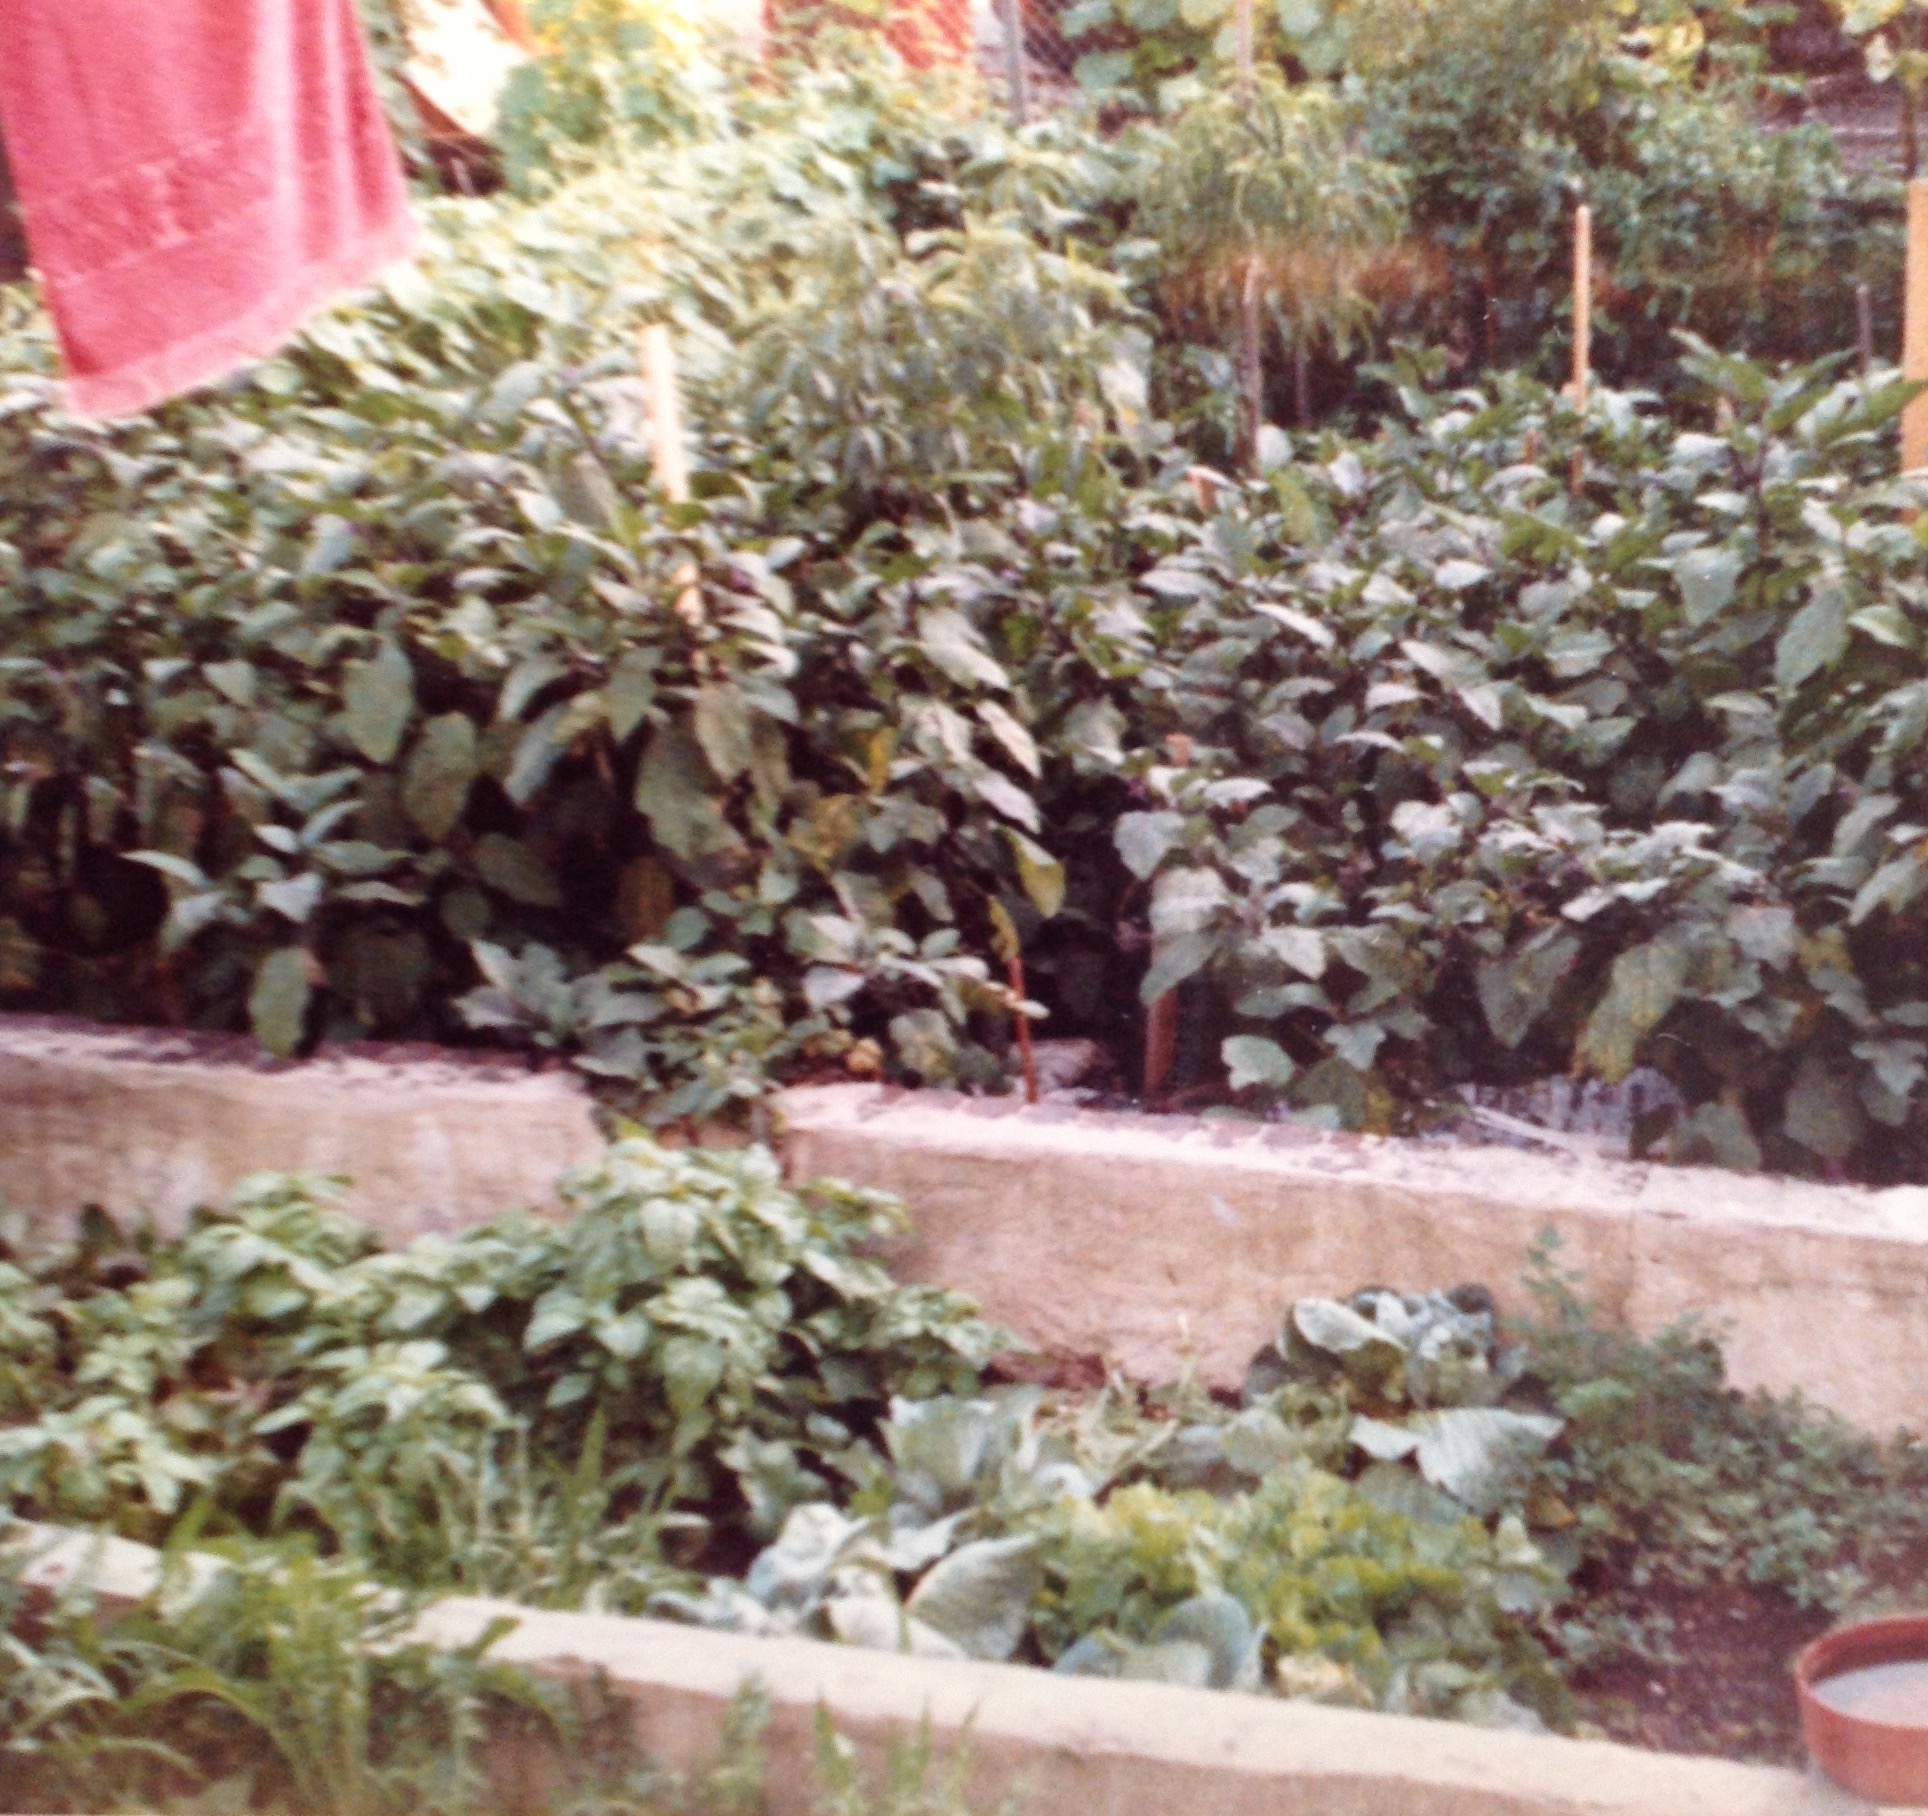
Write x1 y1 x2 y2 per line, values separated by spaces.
9 1165 1928 1760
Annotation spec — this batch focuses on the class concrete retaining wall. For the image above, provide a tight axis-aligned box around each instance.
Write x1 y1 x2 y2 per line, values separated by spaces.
8 1523 1864 1816
0 1014 604 1236
781 1086 1928 1433
5 1013 1928 1431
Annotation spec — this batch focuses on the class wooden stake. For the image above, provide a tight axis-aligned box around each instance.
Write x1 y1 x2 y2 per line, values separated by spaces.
1234 0 1254 92
998 0 1028 124
1570 203 1591 496
1904 179 1928 474
1857 281 1875 378
1294 338 1312 429
641 323 703 630
642 323 690 505
1238 261 1264 473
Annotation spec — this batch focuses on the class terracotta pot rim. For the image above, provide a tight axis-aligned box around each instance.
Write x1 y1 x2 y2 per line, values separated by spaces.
1796 1612 1928 1804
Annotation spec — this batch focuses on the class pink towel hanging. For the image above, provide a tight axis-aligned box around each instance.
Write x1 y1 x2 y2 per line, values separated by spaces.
0 0 416 417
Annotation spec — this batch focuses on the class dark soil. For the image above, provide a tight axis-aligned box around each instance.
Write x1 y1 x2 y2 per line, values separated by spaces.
1569 1582 1832 1765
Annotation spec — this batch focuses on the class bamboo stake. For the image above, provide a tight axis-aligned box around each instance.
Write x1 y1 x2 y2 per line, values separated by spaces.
1231 0 1263 472
998 0 1028 124
1905 179 1928 474
1142 731 1192 1102
1857 281 1875 379
1238 262 1264 473
1570 202 1591 497
641 323 704 630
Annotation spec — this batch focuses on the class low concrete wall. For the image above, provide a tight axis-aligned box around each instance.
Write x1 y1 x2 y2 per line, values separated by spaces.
0 1014 604 1236
8 1523 1864 1816
781 1086 1928 1434
5 1014 1928 1431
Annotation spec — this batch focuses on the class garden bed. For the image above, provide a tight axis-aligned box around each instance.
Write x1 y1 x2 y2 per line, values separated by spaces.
3 1130 1926 1802
5 1521 1859 1816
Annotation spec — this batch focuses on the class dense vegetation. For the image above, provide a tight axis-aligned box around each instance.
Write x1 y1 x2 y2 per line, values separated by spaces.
0 0 1922 1175
5 1150 1928 1779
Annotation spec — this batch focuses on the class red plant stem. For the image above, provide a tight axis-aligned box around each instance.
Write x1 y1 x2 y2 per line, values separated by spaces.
1008 952 1039 1105
1144 989 1179 1101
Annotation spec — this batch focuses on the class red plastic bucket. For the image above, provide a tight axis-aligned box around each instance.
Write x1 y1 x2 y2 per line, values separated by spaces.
1796 1614 1928 1803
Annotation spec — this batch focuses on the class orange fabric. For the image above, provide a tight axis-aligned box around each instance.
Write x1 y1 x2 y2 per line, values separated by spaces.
764 0 973 69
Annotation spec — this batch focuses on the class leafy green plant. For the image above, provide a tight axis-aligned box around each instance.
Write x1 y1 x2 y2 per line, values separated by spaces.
0 1143 1003 1583
495 0 731 193
1135 73 1404 461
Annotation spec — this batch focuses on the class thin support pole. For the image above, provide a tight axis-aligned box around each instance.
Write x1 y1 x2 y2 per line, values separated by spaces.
1904 179 1928 474
1294 338 1312 429
1857 281 1875 378
1234 0 1254 93
641 323 704 630
997 0 1028 124
1238 261 1264 473
1570 203 1591 497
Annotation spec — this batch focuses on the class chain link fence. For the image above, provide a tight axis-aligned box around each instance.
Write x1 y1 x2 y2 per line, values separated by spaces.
973 0 1085 119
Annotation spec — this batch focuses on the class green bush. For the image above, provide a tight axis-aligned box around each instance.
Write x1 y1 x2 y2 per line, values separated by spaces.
0 1143 1001 1582
494 0 732 193
0 79 1148 1117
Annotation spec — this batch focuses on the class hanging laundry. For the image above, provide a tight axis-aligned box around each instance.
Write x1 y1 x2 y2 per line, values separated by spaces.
0 121 26 286
0 0 416 417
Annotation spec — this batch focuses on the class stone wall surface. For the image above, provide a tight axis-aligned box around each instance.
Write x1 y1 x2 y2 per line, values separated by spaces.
779 1085 1928 1432
5 1013 1928 1431
0 1014 605 1235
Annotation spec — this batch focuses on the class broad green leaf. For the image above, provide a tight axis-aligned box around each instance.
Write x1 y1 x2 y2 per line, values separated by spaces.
205 660 256 707
301 515 357 578
1073 51 1136 93
1668 1102 1762 1171
1477 930 1580 1049
474 834 563 907
1115 810 1184 881
1407 1407 1563 1510
890 1008 958 1082
1775 582 1849 690
1578 935 1690 1084
1140 932 1213 1002
918 610 1007 690
1273 0 1322 35
977 700 1040 776
635 726 738 861
608 649 659 744
1149 866 1226 937
248 948 311 1057
341 642 415 765
1294 1298 1403 1357
1152 1594 1260 1690
1674 544 1742 627
693 684 755 784
997 829 1063 919
1785 1055 1866 1161
1223 1034 1294 1091
402 714 479 841
904 1535 1041 1660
